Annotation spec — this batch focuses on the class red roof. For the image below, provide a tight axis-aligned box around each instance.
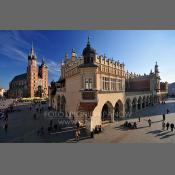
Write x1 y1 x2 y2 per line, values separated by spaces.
78 102 97 111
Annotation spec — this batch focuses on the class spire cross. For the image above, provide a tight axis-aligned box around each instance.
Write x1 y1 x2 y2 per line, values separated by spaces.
87 36 90 46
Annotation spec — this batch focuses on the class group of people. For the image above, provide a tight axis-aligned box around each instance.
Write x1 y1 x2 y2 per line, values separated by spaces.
123 120 137 129
94 125 102 133
30 102 45 114
162 121 175 132
162 110 175 132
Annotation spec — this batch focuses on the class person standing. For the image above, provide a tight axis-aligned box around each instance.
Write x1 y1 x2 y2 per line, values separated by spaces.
162 114 165 121
78 128 80 141
138 117 140 122
166 122 170 130
167 109 169 114
5 112 8 121
170 123 174 132
148 118 152 127
75 129 79 142
76 120 80 129
162 121 165 130
4 121 8 134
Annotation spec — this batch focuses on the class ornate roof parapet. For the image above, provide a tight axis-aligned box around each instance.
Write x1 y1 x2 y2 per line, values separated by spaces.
64 52 69 62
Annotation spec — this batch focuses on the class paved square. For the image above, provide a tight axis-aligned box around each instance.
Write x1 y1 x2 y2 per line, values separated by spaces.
1 98 175 143
80 98 175 143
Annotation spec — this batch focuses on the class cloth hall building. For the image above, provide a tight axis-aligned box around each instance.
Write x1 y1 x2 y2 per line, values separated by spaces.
49 39 168 131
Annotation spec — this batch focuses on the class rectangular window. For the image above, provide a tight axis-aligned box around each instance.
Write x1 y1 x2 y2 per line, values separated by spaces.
85 79 89 89
89 79 92 89
102 77 110 90
85 78 93 90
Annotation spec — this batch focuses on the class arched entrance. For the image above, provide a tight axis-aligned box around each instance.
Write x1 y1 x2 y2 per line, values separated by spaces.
146 96 149 107
61 96 66 116
150 95 153 106
132 98 137 113
114 100 123 119
101 101 113 123
138 97 142 110
125 98 131 117
142 96 146 108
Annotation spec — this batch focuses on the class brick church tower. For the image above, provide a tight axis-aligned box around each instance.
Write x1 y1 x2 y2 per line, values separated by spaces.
38 58 48 97
27 44 38 97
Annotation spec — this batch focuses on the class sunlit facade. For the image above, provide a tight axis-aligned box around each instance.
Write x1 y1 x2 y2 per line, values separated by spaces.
49 39 168 131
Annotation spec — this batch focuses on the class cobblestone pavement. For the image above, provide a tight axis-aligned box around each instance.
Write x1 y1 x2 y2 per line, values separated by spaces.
0 101 88 143
1 98 175 143
0 99 14 110
80 98 175 143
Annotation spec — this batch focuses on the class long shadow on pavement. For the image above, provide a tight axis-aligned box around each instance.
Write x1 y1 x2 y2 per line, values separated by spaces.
146 129 163 135
160 132 175 139
156 131 171 137
146 129 175 139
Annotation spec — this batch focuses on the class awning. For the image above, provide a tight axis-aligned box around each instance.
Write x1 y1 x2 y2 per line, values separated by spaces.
78 102 97 111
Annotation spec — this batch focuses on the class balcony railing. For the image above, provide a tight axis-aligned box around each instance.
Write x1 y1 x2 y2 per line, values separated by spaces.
80 89 98 102
126 91 151 96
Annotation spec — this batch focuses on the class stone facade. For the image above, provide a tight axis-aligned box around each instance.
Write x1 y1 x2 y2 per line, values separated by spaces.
0 88 5 97
49 38 168 131
8 45 48 99
168 82 175 97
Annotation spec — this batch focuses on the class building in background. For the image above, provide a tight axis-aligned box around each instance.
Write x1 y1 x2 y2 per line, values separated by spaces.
8 45 48 99
0 87 5 98
125 62 168 116
168 82 175 97
49 38 168 131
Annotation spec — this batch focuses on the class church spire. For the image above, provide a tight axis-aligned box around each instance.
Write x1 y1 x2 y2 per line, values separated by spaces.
42 57 45 65
87 36 90 47
31 42 35 55
29 42 37 59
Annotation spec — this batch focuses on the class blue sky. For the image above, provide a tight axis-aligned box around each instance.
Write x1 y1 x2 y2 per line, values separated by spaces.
0 30 175 89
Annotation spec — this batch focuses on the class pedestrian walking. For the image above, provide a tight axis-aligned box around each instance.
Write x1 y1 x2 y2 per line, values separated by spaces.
138 117 140 122
170 123 174 132
162 121 165 130
5 112 8 121
167 109 169 114
163 114 165 121
4 122 8 133
76 120 80 129
78 128 80 140
166 122 170 130
148 118 152 127
75 129 79 142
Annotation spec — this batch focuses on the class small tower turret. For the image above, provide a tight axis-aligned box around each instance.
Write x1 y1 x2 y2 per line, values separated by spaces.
71 49 76 61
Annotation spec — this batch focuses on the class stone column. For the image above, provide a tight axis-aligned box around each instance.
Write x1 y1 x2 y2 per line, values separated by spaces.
111 109 115 123
129 104 132 117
